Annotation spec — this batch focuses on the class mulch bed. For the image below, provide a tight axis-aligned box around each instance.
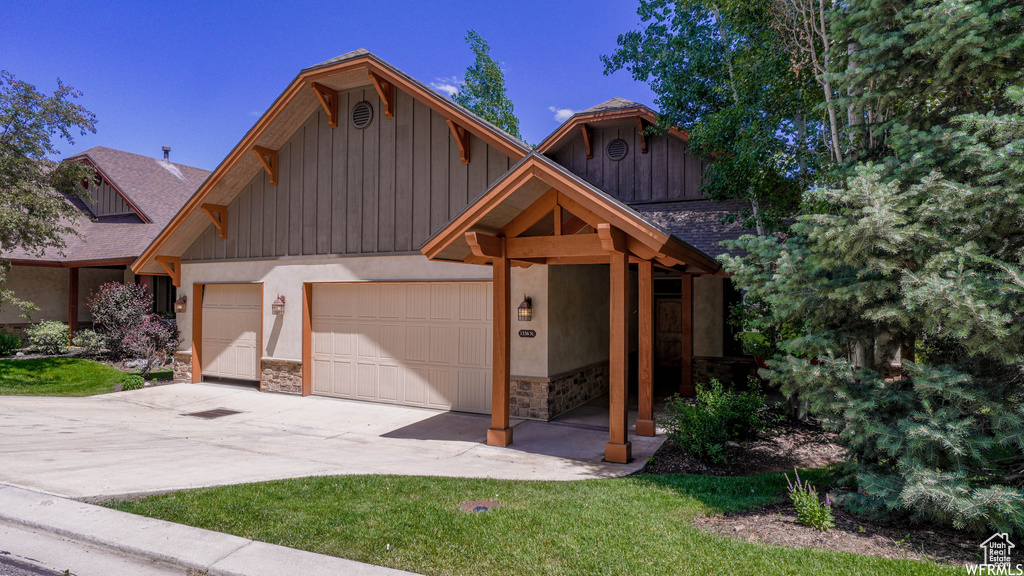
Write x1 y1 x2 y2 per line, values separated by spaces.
641 418 981 566
693 502 979 566
640 417 847 476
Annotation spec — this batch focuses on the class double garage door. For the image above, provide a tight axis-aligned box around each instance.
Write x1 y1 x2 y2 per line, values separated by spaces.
311 282 493 414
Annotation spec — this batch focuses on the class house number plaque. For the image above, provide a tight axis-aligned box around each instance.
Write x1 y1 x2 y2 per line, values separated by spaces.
518 330 536 338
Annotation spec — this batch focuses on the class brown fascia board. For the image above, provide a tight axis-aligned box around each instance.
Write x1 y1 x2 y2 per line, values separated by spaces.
133 51 531 275
536 107 689 155
67 156 153 223
9 257 135 268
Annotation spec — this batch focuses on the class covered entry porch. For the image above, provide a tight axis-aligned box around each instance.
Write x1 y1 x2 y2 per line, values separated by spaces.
422 153 720 463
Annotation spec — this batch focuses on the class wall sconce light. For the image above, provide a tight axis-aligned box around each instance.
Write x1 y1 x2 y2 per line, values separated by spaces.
517 295 533 322
272 295 286 315
173 295 187 314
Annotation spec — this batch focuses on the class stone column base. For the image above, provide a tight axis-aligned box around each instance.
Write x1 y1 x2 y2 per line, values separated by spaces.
260 358 302 394
173 351 192 383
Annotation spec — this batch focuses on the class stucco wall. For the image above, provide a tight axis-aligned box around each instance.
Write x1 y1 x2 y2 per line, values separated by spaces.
547 265 610 376
693 274 724 357
510 265 548 378
0 266 123 324
178 254 497 362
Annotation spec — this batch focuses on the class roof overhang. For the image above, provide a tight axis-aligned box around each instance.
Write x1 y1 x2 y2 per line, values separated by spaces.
8 257 135 268
132 50 531 275
537 107 689 157
421 154 720 274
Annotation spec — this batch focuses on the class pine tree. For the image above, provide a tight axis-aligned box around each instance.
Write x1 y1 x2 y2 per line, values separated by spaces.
452 31 521 140
723 1 1024 533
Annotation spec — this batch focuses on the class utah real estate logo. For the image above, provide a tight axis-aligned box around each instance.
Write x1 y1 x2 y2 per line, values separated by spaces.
969 533 1021 575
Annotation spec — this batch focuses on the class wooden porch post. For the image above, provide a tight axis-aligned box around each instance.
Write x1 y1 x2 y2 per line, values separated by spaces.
68 267 79 336
606 250 632 463
487 238 513 447
192 283 203 384
680 273 695 396
636 261 655 437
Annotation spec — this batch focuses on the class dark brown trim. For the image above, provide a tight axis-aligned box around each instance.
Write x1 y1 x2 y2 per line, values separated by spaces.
8 258 134 269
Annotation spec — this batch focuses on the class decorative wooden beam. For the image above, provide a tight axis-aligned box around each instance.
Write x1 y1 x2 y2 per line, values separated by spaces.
500 189 557 238
201 204 228 239
463 254 489 266
606 250 632 463
446 119 471 164
465 231 503 259
368 71 395 118
506 234 605 259
637 260 655 437
581 123 593 159
561 216 588 235
252 146 278 186
597 223 627 253
637 117 649 154
311 82 339 128
155 256 181 288
487 237 513 447
553 205 563 236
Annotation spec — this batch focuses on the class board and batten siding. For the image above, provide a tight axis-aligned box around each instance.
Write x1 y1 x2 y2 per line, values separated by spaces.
548 127 708 204
184 86 514 262
83 181 134 217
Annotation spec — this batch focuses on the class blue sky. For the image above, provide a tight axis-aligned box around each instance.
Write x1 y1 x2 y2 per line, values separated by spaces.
3 1 657 171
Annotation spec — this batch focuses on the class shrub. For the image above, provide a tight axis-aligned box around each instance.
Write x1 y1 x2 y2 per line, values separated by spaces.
663 378 777 463
786 469 835 531
124 315 180 378
0 331 21 355
121 374 145 391
88 282 152 358
71 329 106 357
25 321 69 355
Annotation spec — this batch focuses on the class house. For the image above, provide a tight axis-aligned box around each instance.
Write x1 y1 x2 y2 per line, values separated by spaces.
131 49 754 463
1 147 209 332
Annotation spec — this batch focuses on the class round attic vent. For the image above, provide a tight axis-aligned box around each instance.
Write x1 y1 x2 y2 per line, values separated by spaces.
607 138 629 161
352 101 374 129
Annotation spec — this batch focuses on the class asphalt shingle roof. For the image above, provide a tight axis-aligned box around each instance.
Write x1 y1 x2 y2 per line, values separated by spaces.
633 199 753 260
3 146 209 263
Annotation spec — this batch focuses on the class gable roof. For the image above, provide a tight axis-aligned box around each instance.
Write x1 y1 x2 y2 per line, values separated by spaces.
537 98 689 156
421 151 721 273
3 147 209 266
633 199 751 260
132 49 531 275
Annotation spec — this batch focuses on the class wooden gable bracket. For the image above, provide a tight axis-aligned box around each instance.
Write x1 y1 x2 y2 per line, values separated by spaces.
637 117 649 154
201 203 228 239
597 223 627 253
368 71 395 118
252 145 279 186
155 256 181 288
311 82 339 128
447 119 471 164
466 231 503 259
581 123 593 159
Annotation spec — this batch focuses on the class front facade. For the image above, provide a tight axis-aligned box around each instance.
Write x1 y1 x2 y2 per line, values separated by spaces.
0 147 209 332
134 50 753 463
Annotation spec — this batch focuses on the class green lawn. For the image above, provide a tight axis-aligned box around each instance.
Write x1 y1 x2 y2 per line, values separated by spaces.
106 470 958 576
0 358 129 396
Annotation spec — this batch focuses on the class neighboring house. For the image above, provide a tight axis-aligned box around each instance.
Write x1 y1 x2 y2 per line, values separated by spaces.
1 147 209 333
132 49 753 463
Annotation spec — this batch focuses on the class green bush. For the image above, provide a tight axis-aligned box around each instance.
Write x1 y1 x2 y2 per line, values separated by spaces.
663 378 777 463
71 329 106 357
785 469 834 531
121 374 145 391
25 321 69 355
0 331 21 356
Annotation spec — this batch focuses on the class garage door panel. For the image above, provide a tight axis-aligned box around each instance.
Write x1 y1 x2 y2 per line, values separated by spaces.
202 284 261 381
312 282 491 413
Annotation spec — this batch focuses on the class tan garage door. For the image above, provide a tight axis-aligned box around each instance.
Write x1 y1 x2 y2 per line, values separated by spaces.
311 282 492 413
202 284 261 381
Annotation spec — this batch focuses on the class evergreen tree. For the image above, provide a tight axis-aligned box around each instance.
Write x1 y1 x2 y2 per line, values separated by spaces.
724 1 1024 533
452 31 522 140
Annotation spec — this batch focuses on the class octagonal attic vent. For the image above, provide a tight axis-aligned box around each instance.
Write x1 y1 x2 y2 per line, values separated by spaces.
607 139 628 161
352 101 374 129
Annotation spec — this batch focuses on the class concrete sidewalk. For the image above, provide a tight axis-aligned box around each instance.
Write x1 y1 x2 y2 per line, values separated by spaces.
0 483 417 576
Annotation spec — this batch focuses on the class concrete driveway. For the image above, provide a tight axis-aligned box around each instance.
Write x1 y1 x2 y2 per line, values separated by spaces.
0 383 664 499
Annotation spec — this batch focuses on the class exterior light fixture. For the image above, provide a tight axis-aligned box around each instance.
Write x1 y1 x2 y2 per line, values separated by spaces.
272 295 286 315
517 295 533 322
173 295 187 313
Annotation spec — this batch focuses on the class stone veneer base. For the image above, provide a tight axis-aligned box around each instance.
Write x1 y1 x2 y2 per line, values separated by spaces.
172 351 192 383
509 361 609 421
260 358 302 394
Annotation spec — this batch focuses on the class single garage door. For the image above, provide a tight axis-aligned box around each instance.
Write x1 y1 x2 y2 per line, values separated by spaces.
202 284 261 381
311 282 492 413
